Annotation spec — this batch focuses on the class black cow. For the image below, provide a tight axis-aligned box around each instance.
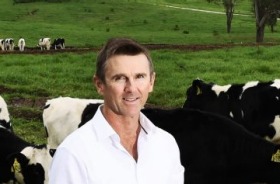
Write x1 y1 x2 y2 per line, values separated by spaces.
80 103 280 184
0 128 52 184
183 79 280 143
51 38 65 50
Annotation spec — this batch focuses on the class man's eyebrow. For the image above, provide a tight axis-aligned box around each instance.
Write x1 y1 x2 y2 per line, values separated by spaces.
137 73 148 77
110 72 148 79
110 73 126 79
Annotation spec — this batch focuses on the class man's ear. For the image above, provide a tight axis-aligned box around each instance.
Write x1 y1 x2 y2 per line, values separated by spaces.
149 72 156 92
93 75 104 95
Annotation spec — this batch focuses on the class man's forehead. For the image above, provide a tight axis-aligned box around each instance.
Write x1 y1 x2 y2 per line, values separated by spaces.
106 55 150 72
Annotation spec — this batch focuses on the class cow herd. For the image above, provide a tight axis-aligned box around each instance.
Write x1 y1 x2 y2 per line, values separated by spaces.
2 78 280 183
0 37 65 52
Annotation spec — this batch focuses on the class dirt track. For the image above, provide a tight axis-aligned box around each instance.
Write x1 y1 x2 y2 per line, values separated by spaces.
1 43 279 55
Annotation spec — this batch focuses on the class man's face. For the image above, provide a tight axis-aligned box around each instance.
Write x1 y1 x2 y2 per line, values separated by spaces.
95 54 155 117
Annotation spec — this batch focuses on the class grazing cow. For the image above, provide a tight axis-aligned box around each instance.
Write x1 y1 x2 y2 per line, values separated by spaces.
38 38 51 50
52 38 65 50
4 38 15 51
183 79 280 143
0 95 12 131
0 128 52 184
18 38 26 52
0 39 5 51
42 97 104 149
43 97 280 184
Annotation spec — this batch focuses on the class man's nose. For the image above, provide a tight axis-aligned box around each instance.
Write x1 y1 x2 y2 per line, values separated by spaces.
125 79 137 92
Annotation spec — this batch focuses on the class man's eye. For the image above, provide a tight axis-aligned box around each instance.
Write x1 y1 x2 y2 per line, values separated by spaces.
137 74 145 79
115 76 126 81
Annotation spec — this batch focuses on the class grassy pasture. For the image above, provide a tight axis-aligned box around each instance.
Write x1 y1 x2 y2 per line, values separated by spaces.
0 0 279 47
2 45 280 143
0 0 280 144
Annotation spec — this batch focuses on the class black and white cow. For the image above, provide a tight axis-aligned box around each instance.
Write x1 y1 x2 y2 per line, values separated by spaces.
38 38 51 50
51 38 65 50
5 38 15 51
183 79 280 143
0 39 5 51
43 97 280 184
42 97 104 150
0 128 52 184
0 95 12 131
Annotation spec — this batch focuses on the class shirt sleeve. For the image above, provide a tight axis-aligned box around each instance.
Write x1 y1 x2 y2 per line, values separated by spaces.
169 135 185 184
49 147 88 184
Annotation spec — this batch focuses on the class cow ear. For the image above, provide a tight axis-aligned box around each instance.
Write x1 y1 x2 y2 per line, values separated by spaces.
192 79 203 95
12 153 29 167
11 157 21 173
196 86 202 95
6 152 28 174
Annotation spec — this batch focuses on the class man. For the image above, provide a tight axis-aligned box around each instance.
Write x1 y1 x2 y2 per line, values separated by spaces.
49 37 184 184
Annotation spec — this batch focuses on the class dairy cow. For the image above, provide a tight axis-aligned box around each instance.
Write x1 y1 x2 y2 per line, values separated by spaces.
18 37 26 52
52 38 65 50
0 128 52 184
0 95 12 131
183 79 280 143
38 38 51 50
43 97 280 184
43 97 104 150
4 38 15 51
0 39 5 51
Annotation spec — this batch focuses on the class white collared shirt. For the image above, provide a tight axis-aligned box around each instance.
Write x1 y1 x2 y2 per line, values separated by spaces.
49 105 184 184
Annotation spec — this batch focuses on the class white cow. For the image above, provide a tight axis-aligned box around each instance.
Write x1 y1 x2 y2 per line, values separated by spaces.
4 38 14 51
18 38 25 52
0 95 12 131
38 38 51 50
43 97 104 149
0 39 5 51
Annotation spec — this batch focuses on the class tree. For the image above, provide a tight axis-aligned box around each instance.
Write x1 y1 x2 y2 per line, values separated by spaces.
207 0 237 33
223 0 235 33
253 0 280 42
267 12 278 33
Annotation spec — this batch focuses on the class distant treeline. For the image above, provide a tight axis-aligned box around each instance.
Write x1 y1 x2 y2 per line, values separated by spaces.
13 0 71 3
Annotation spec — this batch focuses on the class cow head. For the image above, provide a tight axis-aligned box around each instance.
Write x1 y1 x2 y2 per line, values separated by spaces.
183 79 231 116
183 79 216 108
9 145 52 184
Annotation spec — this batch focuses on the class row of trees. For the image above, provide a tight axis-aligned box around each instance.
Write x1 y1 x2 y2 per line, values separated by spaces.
207 0 280 43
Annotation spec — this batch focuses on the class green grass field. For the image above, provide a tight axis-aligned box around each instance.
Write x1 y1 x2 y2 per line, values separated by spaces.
0 0 278 46
1 0 280 144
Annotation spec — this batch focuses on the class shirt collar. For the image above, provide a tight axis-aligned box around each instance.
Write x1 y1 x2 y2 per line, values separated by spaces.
139 111 156 135
90 105 116 141
90 105 157 141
